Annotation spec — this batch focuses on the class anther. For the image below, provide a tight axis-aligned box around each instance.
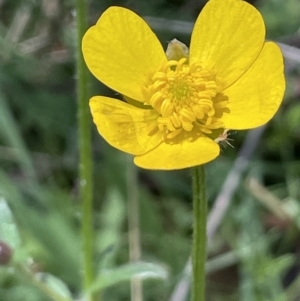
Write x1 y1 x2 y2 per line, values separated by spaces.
167 128 182 139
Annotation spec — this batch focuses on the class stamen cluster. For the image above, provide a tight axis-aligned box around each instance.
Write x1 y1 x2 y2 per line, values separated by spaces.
142 58 228 140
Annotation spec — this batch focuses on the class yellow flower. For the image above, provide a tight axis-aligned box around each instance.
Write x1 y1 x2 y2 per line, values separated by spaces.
82 0 285 170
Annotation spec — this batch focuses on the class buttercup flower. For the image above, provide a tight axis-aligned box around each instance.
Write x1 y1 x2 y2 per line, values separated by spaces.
82 0 285 170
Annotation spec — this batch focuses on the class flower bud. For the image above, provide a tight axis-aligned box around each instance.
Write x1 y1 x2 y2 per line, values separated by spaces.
0 241 13 265
166 39 189 61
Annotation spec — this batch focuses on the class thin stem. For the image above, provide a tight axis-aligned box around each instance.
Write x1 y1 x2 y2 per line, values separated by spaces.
126 156 143 301
75 0 95 300
192 165 207 301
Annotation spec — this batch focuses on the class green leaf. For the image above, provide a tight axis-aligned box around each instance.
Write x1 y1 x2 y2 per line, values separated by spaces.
0 92 36 180
35 273 72 300
88 262 168 294
0 198 21 249
97 188 126 270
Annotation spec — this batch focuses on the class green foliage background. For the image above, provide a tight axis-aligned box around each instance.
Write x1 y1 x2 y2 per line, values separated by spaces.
0 0 300 300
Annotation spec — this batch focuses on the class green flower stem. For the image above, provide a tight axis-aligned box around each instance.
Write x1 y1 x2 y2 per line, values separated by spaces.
192 165 207 301
75 0 95 300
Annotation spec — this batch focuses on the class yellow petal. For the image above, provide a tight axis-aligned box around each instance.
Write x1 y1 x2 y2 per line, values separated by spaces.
221 42 285 129
134 136 220 170
82 7 167 101
90 96 162 155
190 0 265 88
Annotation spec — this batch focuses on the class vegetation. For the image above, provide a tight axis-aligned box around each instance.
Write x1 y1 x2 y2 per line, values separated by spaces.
0 0 299 300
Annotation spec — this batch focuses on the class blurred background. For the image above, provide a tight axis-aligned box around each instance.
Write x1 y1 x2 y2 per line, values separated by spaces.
0 0 300 300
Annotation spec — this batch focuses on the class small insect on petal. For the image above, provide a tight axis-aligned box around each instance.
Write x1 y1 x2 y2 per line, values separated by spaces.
214 129 234 148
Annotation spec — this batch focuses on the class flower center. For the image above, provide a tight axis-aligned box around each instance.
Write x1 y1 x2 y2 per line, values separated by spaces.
142 58 228 140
